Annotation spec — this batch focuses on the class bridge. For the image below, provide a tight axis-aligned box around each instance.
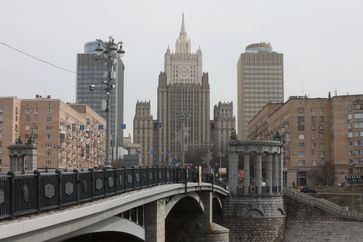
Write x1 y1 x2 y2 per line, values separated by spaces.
0 167 229 242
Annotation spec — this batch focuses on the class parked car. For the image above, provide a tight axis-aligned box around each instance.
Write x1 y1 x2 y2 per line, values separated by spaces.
300 187 317 194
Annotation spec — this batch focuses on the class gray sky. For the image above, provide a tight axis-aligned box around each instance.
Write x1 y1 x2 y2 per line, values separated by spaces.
1 0 363 137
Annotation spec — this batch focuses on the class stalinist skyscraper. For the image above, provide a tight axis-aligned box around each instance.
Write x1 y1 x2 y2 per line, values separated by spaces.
157 14 210 165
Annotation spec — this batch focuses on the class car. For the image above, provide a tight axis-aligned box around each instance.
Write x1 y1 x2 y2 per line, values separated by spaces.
300 187 317 194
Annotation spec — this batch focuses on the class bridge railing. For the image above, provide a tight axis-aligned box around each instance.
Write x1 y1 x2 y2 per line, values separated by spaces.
0 167 205 220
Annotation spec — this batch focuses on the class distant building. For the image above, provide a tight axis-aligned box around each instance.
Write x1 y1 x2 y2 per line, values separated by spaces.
237 42 284 139
157 14 210 164
76 41 125 158
133 101 155 166
0 96 106 172
248 94 363 186
211 102 236 156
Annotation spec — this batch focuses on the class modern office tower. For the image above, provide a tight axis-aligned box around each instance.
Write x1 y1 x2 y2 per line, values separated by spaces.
76 41 125 158
133 101 155 166
0 96 106 172
157 14 210 165
237 42 284 139
210 102 236 156
248 94 363 186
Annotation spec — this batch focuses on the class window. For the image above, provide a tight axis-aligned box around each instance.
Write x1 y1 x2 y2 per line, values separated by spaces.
311 134 316 140
320 107 325 113
298 142 305 147
298 134 305 140
46 125 52 131
312 160 317 167
297 107 304 113
312 125 316 131
298 116 305 123
312 150 316 157
320 116 324 122
33 125 38 131
46 116 52 123
298 160 305 167
46 150 52 156
311 116 317 123
47 106 52 113
298 125 305 131
311 107 315 113
298 151 305 157
25 107 30 114
47 134 52 140
46 143 52 148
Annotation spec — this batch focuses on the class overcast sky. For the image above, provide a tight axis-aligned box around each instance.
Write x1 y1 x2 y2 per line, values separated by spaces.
1 0 363 137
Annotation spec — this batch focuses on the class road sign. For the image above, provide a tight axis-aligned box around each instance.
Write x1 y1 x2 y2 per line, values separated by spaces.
154 122 162 128
345 175 361 179
80 124 85 131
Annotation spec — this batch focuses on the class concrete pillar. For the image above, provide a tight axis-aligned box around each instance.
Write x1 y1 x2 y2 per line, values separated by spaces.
243 153 250 194
272 153 278 193
144 199 166 242
266 153 273 195
228 152 238 196
256 153 262 194
200 191 212 224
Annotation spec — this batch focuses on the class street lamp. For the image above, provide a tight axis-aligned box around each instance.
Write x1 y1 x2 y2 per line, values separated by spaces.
90 36 125 169
173 113 190 167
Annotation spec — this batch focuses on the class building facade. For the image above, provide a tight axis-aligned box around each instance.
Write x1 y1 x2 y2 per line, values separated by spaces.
133 101 155 166
248 94 363 186
0 97 21 172
211 102 236 157
0 96 106 172
237 42 283 139
157 15 210 165
76 41 125 158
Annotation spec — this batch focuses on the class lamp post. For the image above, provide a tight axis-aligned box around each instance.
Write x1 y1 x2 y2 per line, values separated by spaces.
173 113 190 167
90 36 125 169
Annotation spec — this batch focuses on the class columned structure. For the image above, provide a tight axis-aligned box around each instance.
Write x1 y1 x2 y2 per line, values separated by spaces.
228 140 283 196
223 139 286 242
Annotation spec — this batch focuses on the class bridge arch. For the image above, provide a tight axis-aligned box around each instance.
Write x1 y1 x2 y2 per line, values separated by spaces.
59 216 145 242
165 192 204 217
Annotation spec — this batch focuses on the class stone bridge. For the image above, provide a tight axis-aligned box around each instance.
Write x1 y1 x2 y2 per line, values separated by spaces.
0 167 229 242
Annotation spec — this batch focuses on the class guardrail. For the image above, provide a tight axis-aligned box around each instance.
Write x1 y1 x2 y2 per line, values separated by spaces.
283 187 363 221
0 167 218 220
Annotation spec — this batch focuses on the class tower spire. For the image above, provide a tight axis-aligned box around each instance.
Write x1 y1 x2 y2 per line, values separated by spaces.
180 13 186 34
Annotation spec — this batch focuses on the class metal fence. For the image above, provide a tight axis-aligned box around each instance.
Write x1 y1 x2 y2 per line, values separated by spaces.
0 167 204 220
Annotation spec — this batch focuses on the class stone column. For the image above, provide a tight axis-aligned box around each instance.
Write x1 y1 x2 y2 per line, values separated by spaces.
200 191 212 224
266 153 273 195
228 152 238 196
256 153 262 194
145 199 166 242
243 153 250 194
272 153 278 193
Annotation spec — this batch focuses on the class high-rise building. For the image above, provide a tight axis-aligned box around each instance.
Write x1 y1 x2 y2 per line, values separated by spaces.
0 96 106 172
237 42 283 139
157 14 210 165
133 101 155 166
76 41 125 158
210 102 236 156
248 94 363 186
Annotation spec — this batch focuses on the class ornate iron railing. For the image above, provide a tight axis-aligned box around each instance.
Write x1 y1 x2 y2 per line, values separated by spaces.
0 167 210 220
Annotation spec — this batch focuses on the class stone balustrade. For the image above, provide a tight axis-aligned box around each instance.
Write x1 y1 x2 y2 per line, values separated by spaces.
283 187 363 221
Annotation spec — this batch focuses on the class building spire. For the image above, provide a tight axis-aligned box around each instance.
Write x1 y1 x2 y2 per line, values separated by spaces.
180 13 186 34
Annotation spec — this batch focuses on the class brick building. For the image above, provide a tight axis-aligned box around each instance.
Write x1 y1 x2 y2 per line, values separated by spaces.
0 96 105 172
248 94 363 186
